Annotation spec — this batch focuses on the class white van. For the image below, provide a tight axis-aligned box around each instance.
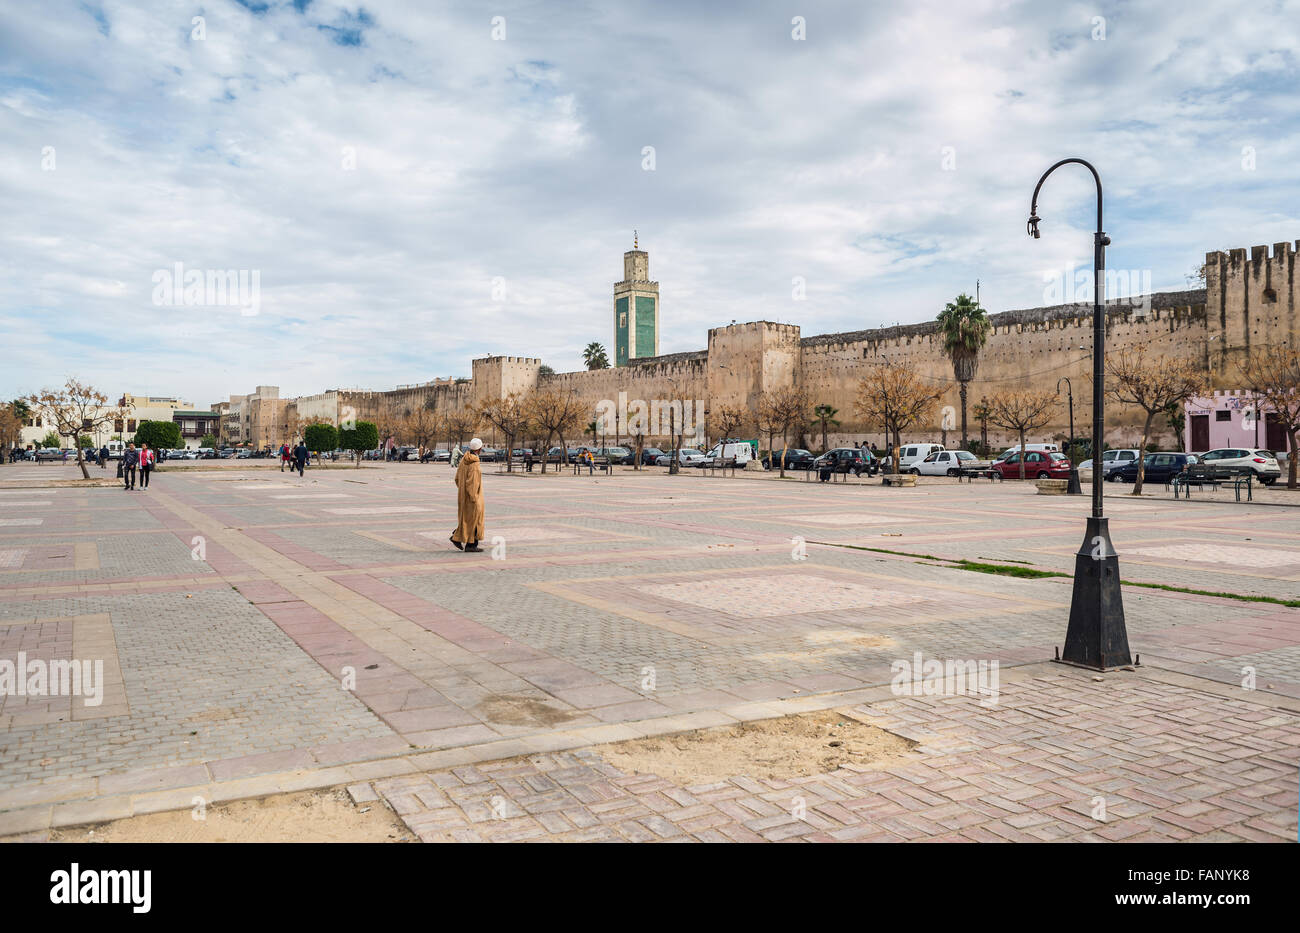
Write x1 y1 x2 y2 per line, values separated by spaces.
898 443 945 469
702 440 754 467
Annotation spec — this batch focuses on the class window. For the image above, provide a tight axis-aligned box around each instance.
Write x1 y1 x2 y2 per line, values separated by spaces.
1215 411 1231 422
127 419 137 432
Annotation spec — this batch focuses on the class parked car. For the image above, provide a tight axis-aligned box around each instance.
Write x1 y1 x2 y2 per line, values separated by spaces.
763 447 815 470
638 447 667 466
1198 448 1281 485
912 449 990 476
655 449 707 467
1109 452 1198 484
994 443 1060 463
594 446 632 464
992 450 1073 479
1091 448 1140 476
812 447 875 476
898 443 945 470
35 448 65 462
698 441 755 468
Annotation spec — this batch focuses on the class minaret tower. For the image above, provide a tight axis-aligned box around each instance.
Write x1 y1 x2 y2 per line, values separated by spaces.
614 231 660 366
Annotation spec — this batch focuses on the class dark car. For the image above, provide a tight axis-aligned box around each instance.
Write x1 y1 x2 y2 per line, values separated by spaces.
1110 452 1198 484
637 447 667 465
992 450 1073 480
764 448 815 470
812 447 876 476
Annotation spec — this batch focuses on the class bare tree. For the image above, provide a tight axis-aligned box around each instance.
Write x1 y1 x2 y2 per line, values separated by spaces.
985 389 1058 480
476 392 532 472
400 404 441 458
711 404 747 447
443 407 481 450
28 380 132 480
527 388 583 473
1239 344 1300 489
756 386 809 478
1105 346 1208 494
853 362 944 473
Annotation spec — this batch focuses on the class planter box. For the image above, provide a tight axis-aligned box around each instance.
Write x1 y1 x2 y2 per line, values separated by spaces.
1036 478 1070 495
881 473 916 487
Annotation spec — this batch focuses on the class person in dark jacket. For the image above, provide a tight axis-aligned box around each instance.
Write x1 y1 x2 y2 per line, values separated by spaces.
293 440 309 477
99 445 109 468
122 444 139 490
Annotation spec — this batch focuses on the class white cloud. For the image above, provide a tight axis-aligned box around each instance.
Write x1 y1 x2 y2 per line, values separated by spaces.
0 0 1297 405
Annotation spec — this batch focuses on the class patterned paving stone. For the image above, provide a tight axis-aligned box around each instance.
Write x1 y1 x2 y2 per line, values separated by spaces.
0 463 1296 838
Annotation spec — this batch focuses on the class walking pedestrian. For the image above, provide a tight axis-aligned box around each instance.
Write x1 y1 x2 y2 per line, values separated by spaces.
139 444 154 489
122 444 139 490
449 443 463 469
280 442 290 472
293 439 308 477
450 438 485 552
99 445 109 469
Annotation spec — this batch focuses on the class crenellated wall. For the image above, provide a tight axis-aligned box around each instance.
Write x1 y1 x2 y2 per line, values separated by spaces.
254 238 1294 453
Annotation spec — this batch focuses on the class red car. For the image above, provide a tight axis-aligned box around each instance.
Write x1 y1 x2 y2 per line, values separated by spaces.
993 450 1072 479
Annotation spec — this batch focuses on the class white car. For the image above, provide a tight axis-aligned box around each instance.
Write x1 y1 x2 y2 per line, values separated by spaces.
1199 447 1282 485
1096 448 1140 475
898 443 945 469
655 449 706 467
911 449 990 476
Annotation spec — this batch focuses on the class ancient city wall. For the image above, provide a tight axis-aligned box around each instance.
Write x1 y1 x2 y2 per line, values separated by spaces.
267 239 1290 455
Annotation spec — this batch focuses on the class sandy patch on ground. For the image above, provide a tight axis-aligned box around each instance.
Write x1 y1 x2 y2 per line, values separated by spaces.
43 788 414 843
593 710 916 785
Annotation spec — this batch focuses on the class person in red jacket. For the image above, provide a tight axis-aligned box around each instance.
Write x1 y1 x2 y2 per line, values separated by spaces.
280 442 291 472
139 444 155 489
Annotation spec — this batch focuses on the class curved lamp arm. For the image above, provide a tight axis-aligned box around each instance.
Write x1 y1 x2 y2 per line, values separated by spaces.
1028 158 1104 239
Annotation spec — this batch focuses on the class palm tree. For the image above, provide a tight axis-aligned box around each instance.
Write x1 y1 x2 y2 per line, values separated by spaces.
937 293 992 450
585 420 599 448
811 404 839 453
583 342 610 370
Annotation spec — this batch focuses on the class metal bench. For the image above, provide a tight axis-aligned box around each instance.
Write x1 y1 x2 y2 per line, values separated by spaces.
703 457 738 477
571 457 611 476
957 468 1002 483
1170 465 1253 501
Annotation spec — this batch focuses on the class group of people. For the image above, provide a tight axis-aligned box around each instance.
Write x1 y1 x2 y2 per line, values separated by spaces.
279 441 310 476
120 443 155 490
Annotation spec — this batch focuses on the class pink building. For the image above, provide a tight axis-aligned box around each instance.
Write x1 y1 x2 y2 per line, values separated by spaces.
1184 390 1290 454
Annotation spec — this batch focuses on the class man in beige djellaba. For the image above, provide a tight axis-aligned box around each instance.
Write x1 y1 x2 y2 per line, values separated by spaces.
450 438 485 552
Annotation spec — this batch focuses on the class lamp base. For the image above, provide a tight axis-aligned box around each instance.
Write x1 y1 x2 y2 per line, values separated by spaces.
1061 516 1131 670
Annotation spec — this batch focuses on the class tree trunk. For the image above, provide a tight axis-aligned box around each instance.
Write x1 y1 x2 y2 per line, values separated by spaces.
779 438 788 479
77 448 89 480
959 382 969 451
1133 413 1155 495
1018 429 1026 480
1289 428 1298 489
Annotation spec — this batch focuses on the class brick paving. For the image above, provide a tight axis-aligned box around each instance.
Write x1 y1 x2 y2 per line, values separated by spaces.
0 459 1297 841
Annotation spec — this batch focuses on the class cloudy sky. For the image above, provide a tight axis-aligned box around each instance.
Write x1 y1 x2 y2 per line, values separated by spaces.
2 0 1297 406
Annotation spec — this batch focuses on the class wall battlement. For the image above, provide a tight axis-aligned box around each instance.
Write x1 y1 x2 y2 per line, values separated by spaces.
261 239 1294 453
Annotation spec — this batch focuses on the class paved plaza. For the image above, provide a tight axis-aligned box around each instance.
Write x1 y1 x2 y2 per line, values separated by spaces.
1 461 1297 842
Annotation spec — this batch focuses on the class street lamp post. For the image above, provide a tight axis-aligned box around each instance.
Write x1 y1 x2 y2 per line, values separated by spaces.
1029 158 1131 671
1056 376 1082 495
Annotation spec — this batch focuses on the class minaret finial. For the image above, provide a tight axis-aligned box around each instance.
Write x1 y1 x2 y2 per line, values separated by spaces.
634 229 638 250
